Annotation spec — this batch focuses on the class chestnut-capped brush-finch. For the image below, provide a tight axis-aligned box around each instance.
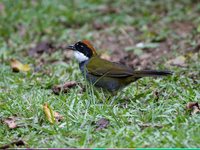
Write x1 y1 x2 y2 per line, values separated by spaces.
67 40 172 93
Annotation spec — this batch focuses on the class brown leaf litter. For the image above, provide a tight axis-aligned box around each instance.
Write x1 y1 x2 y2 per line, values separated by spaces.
166 55 187 67
92 21 108 30
0 140 25 149
95 118 110 131
28 41 55 57
89 19 200 70
170 21 195 38
3 116 18 129
52 81 77 95
54 111 64 123
186 102 200 115
92 29 172 69
138 123 163 130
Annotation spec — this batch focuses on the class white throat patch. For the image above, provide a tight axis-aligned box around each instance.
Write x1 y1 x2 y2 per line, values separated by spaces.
74 51 89 62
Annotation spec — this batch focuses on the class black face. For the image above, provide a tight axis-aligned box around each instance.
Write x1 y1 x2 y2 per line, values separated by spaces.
74 41 93 58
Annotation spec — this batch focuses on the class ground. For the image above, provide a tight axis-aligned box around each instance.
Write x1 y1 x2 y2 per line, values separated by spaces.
0 0 200 148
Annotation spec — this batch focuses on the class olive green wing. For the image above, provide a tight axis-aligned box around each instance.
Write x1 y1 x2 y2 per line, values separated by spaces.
86 56 134 77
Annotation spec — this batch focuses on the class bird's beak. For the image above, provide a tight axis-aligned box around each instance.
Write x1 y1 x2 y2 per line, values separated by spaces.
66 45 75 50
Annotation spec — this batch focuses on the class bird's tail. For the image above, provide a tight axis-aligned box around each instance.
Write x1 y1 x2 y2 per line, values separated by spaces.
133 70 173 77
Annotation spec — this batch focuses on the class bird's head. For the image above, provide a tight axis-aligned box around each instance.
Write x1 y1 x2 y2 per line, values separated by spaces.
66 40 97 63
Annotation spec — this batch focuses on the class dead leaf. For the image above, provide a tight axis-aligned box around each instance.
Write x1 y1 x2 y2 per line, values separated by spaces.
138 123 163 130
170 21 194 37
28 41 55 56
43 103 55 124
54 111 64 123
166 55 187 67
92 21 107 30
43 103 64 124
4 116 18 129
186 102 200 115
96 118 109 131
192 107 200 115
0 140 25 149
186 102 199 109
153 90 160 101
10 59 31 72
52 81 77 95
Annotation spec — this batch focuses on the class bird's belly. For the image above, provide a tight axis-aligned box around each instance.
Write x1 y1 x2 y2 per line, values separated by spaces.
85 73 124 92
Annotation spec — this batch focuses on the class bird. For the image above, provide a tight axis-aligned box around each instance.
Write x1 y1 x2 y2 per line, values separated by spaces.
66 40 172 93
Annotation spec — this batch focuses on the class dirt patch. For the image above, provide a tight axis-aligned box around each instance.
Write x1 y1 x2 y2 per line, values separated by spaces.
92 27 173 69
28 41 56 57
90 20 198 70
29 22 198 71
170 21 195 38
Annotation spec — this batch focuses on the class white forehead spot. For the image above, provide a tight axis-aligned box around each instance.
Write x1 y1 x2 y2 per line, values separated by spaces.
74 51 89 62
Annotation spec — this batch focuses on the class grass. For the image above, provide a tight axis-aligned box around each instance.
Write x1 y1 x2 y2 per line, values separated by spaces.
0 0 200 148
